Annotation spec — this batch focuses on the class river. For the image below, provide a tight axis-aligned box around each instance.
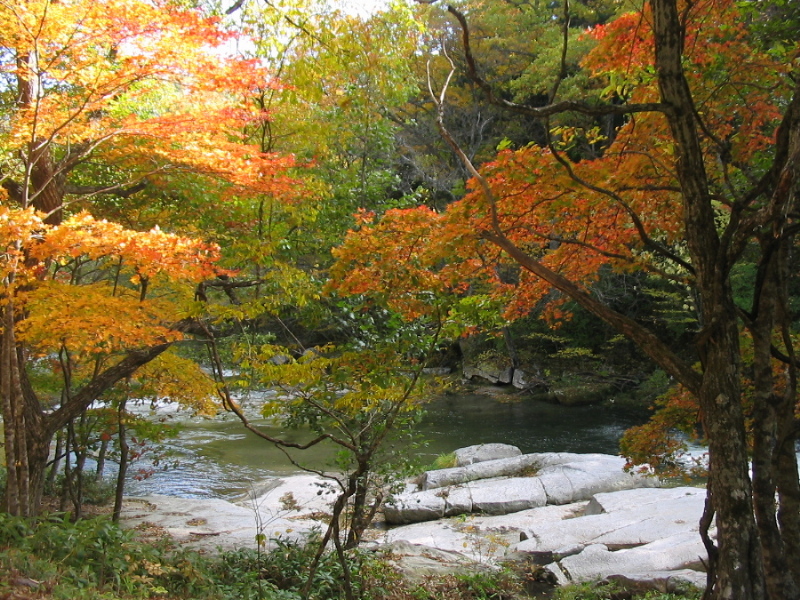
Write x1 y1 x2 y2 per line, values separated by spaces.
125 392 650 500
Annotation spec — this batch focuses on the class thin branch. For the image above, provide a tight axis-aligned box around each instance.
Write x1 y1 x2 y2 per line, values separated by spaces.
426 49 702 394
547 0 570 104
445 4 667 119
201 321 355 453
64 180 148 198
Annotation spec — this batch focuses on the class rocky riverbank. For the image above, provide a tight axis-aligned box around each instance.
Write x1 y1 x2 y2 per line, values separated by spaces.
120 444 708 596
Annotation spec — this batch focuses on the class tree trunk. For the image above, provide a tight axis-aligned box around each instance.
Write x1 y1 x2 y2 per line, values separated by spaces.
1 304 23 516
748 237 799 599
650 0 770 597
776 440 800 585
113 398 129 523
699 325 765 600
1 338 172 516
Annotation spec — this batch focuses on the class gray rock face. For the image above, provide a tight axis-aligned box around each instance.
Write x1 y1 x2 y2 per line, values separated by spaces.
453 443 522 467
462 363 513 384
421 454 541 490
386 453 658 524
120 450 709 597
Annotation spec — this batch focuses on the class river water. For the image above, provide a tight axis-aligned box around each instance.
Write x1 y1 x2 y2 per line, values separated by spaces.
125 392 650 500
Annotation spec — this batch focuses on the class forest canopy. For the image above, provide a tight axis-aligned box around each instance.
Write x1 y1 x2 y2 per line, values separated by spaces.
1 1 799 599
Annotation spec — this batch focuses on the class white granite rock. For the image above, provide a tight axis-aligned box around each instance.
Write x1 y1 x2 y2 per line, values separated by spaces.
515 486 707 557
382 489 448 524
556 533 707 582
468 477 547 514
119 452 708 596
454 443 522 466
121 474 339 552
421 454 541 490
387 453 659 523
120 494 320 552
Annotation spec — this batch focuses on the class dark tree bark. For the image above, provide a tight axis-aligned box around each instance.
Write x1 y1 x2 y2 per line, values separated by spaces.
649 2 767 597
113 397 129 523
2 340 172 516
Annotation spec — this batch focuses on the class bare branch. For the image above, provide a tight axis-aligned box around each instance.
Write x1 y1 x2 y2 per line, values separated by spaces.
64 179 148 198
445 4 667 119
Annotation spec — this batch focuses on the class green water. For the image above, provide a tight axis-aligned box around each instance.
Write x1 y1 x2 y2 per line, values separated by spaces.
125 393 649 499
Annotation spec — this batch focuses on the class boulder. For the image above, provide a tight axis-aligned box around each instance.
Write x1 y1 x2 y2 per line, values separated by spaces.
514 486 706 557
382 489 448 524
387 453 659 524
553 533 707 582
421 454 540 490
511 368 543 390
454 443 522 467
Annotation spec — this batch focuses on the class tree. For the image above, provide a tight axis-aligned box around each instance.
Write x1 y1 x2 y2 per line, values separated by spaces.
331 1 800 598
390 0 624 211
231 0 422 243
0 0 296 516
202 311 440 600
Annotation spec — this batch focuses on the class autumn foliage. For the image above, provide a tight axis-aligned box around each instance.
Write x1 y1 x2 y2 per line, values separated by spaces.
0 0 299 516
332 2 800 596
333 0 787 326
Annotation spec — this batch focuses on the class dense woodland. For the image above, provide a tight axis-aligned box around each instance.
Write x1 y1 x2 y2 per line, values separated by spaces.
1 0 800 599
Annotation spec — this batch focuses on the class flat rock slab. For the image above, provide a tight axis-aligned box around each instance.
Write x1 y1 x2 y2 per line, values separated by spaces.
514 487 707 558
386 453 658 524
421 454 541 490
382 485 709 593
454 443 522 466
121 474 338 552
374 540 490 582
118 453 708 596
382 503 583 563
606 570 709 595
550 533 707 583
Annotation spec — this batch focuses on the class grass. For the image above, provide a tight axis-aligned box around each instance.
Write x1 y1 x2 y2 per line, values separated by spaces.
552 581 701 600
429 452 458 470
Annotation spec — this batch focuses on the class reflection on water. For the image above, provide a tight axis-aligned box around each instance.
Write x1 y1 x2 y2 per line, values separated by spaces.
422 395 643 456
126 394 649 500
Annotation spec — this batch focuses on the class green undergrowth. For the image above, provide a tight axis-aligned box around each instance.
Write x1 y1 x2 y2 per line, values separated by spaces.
552 580 701 600
428 452 458 470
0 512 701 600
